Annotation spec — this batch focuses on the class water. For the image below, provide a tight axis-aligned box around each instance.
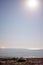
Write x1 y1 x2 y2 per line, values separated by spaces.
0 48 43 58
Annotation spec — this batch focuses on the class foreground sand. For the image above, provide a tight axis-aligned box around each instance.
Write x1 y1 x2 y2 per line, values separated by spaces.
0 58 43 65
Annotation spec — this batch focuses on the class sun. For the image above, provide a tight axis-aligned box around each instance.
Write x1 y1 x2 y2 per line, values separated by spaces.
26 0 38 9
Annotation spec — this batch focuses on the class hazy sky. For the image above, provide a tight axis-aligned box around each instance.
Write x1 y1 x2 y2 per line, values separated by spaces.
0 0 43 49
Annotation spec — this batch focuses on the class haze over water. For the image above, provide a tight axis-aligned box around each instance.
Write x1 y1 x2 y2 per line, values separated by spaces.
0 48 43 58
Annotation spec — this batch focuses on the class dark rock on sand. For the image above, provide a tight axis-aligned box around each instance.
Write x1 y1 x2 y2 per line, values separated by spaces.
17 57 26 62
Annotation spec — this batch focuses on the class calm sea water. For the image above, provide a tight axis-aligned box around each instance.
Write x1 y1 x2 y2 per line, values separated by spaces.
0 49 43 58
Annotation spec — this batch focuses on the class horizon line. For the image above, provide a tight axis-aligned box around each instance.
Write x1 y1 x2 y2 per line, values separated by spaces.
0 47 43 50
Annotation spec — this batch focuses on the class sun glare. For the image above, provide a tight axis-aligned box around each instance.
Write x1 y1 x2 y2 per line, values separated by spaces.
1 46 6 49
28 48 41 50
26 0 38 9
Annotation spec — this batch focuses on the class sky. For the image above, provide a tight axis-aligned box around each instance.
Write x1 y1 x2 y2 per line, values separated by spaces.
0 0 43 49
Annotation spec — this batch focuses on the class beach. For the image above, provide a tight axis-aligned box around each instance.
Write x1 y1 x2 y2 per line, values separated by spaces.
0 57 43 65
